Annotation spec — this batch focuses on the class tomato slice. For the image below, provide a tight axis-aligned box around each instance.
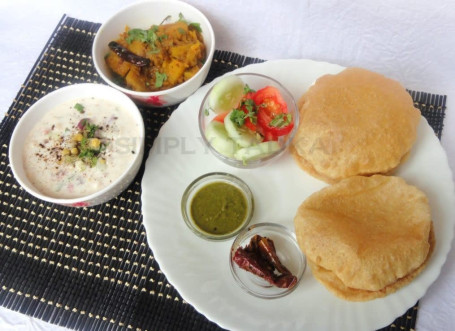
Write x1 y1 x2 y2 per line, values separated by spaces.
242 112 257 131
212 111 229 123
257 125 278 142
253 86 293 138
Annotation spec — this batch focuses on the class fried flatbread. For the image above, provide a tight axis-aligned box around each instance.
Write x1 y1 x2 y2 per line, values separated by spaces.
291 67 420 183
294 175 434 301
306 225 434 301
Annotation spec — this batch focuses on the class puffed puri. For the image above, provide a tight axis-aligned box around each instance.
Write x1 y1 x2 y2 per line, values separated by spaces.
291 67 421 183
293 175 434 301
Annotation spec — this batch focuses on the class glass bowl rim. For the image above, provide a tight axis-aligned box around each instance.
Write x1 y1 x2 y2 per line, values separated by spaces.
229 222 307 299
198 72 299 168
181 172 254 241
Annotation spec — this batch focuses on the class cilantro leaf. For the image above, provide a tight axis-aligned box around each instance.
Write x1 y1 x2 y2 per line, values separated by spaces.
243 84 255 94
230 109 246 127
178 12 202 32
74 103 85 113
84 122 99 138
155 72 167 88
126 28 148 43
242 99 255 114
238 99 257 124
189 22 202 32
126 26 160 51
269 113 293 128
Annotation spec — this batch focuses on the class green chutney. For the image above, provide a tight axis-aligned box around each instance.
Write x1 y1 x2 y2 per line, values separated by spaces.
190 182 248 235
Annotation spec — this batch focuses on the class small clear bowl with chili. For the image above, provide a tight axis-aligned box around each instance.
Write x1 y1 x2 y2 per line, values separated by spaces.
230 222 306 299
181 172 254 241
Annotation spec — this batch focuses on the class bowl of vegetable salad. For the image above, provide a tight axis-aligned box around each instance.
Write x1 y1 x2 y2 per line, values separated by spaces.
199 73 299 168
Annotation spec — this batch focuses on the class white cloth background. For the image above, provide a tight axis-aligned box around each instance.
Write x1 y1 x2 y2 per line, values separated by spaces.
0 0 454 330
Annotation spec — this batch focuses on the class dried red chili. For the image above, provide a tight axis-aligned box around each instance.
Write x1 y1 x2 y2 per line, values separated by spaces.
233 234 297 289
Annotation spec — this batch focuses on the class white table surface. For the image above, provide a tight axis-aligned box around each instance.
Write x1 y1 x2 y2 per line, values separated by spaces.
1 0 454 330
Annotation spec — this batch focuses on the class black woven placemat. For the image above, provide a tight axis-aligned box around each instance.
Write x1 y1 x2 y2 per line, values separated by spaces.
0 15 446 331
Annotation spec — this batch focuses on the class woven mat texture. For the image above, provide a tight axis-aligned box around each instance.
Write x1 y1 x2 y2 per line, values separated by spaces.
0 15 446 331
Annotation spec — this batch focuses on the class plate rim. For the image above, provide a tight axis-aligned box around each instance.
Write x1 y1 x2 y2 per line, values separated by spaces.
141 59 455 331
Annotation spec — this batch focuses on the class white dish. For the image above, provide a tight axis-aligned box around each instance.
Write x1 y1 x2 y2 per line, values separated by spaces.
9 83 145 207
141 59 455 330
92 0 215 107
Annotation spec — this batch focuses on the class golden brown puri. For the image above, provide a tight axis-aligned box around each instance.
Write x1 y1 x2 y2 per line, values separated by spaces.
294 175 434 301
291 67 421 183
307 225 434 301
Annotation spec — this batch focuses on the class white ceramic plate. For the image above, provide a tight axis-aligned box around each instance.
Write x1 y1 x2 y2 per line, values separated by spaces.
141 59 455 331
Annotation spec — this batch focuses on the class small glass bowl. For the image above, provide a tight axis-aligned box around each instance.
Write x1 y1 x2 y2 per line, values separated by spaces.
198 73 299 168
230 222 306 299
181 172 254 241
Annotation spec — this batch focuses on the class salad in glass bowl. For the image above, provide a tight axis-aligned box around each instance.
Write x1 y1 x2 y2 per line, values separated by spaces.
199 73 298 168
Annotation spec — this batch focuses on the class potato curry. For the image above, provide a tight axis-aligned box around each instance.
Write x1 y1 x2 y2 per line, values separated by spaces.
105 15 206 92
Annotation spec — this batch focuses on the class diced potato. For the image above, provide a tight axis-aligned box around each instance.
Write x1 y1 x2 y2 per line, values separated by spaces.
128 40 147 57
185 42 205 67
163 21 188 39
125 67 147 91
183 66 200 81
148 49 164 67
105 20 206 92
163 59 186 86
105 53 131 78
169 44 192 61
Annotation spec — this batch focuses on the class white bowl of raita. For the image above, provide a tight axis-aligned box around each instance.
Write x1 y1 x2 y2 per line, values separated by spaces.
9 83 145 207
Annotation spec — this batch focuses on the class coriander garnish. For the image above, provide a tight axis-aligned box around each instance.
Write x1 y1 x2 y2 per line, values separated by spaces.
74 103 85 113
230 109 247 127
244 84 255 94
269 113 292 128
155 72 167 88
229 99 257 128
126 26 160 51
178 12 202 32
61 119 105 168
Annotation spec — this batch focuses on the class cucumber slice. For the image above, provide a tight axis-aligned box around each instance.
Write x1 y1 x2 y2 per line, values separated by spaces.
208 75 244 113
224 111 261 148
205 121 238 158
234 141 281 163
